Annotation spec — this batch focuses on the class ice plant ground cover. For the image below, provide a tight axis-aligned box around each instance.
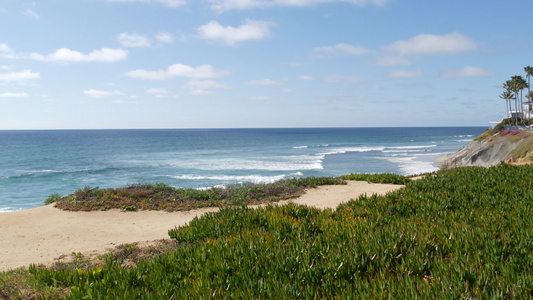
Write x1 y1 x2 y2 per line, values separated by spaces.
9 165 533 298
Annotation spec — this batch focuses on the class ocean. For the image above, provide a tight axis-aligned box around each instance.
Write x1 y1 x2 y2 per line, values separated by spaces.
0 127 485 212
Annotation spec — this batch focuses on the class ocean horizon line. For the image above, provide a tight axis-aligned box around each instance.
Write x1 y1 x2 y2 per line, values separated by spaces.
0 125 487 132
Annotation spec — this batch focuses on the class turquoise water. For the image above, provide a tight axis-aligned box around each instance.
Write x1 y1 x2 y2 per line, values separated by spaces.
0 127 485 212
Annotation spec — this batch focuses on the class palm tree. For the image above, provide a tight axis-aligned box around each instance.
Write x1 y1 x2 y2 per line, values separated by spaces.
525 66 533 94
524 66 533 122
508 75 528 125
500 88 514 121
506 79 518 125
526 91 533 123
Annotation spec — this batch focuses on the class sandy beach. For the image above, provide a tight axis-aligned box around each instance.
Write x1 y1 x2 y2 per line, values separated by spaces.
0 181 403 272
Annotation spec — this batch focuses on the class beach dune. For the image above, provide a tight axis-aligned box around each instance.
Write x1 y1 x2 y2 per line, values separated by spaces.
0 181 402 271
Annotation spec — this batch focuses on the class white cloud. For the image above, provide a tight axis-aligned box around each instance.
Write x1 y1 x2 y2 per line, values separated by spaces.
107 0 186 8
440 66 494 78
125 63 225 80
208 0 389 12
156 32 174 43
147 88 170 94
0 70 40 81
31 48 128 62
246 78 281 86
375 56 412 67
83 89 125 98
299 75 314 81
281 88 292 93
146 88 177 98
24 9 40 19
197 20 274 46
186 79 230 95
314 43 369 56
188 89 212 96
157 0 187 7
387 69 424 79
0 44 11 53
323 75 361 83
385 32 477 55
0 92 28 98
118 33 151 47
0 44 16 59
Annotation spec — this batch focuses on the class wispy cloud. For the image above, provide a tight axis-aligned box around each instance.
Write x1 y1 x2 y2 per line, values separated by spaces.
197 19 274 46
107 0 186 8
31 48 128 62
0 44 11 53
384 32 477 55
118 33 151 47
323 75 362 83
125 63 225 80
24 9 40 19
313 43 369 57
83 89 125 98
387 69 424 79
246 78 281 86
208 0 389 12
0 44 16 59
0 70 40 81
156 32 174 44
186 79 230 95
299 75 314 81
248 96 270 101
0 92 29 98
146 88 178 98
440 66 494 78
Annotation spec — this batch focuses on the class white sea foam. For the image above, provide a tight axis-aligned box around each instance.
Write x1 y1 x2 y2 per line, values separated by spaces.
382 150 427 153
387 145 437 150
294 144 328 149
169 174 286 184
0 207 21 213
382 155 439 175
168 172 305 184
167 155 324 171
321 146 386 156
32 169 61 174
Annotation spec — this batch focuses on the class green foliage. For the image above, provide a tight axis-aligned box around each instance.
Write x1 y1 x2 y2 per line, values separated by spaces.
340 172 412 185
53 177 346 212
491 118 514 134
473 129 492 141
44 193 62 205
29 164 533 298
0 267 71 299
508 133 533 161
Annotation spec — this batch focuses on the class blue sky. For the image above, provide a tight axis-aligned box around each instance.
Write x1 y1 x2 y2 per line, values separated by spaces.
0 0 531 129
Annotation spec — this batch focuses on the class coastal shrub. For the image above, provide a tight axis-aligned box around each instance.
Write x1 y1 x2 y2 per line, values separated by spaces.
500 129 511 136
52 177 346 212
44 193 62 205
340 173 411 185
29 164 533 298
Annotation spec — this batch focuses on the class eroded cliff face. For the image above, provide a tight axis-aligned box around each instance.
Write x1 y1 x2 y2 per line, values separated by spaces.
438 138 519 169
436 127 533 169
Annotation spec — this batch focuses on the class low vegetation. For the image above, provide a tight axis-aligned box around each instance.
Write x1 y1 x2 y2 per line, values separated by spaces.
340 172 412 185
47 177 346 212
6 164 531 298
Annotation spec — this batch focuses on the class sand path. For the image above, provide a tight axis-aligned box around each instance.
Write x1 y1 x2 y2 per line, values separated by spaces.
0 181 403 271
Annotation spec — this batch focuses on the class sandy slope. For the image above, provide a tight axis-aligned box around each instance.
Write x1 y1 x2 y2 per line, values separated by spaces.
0 181 402 271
